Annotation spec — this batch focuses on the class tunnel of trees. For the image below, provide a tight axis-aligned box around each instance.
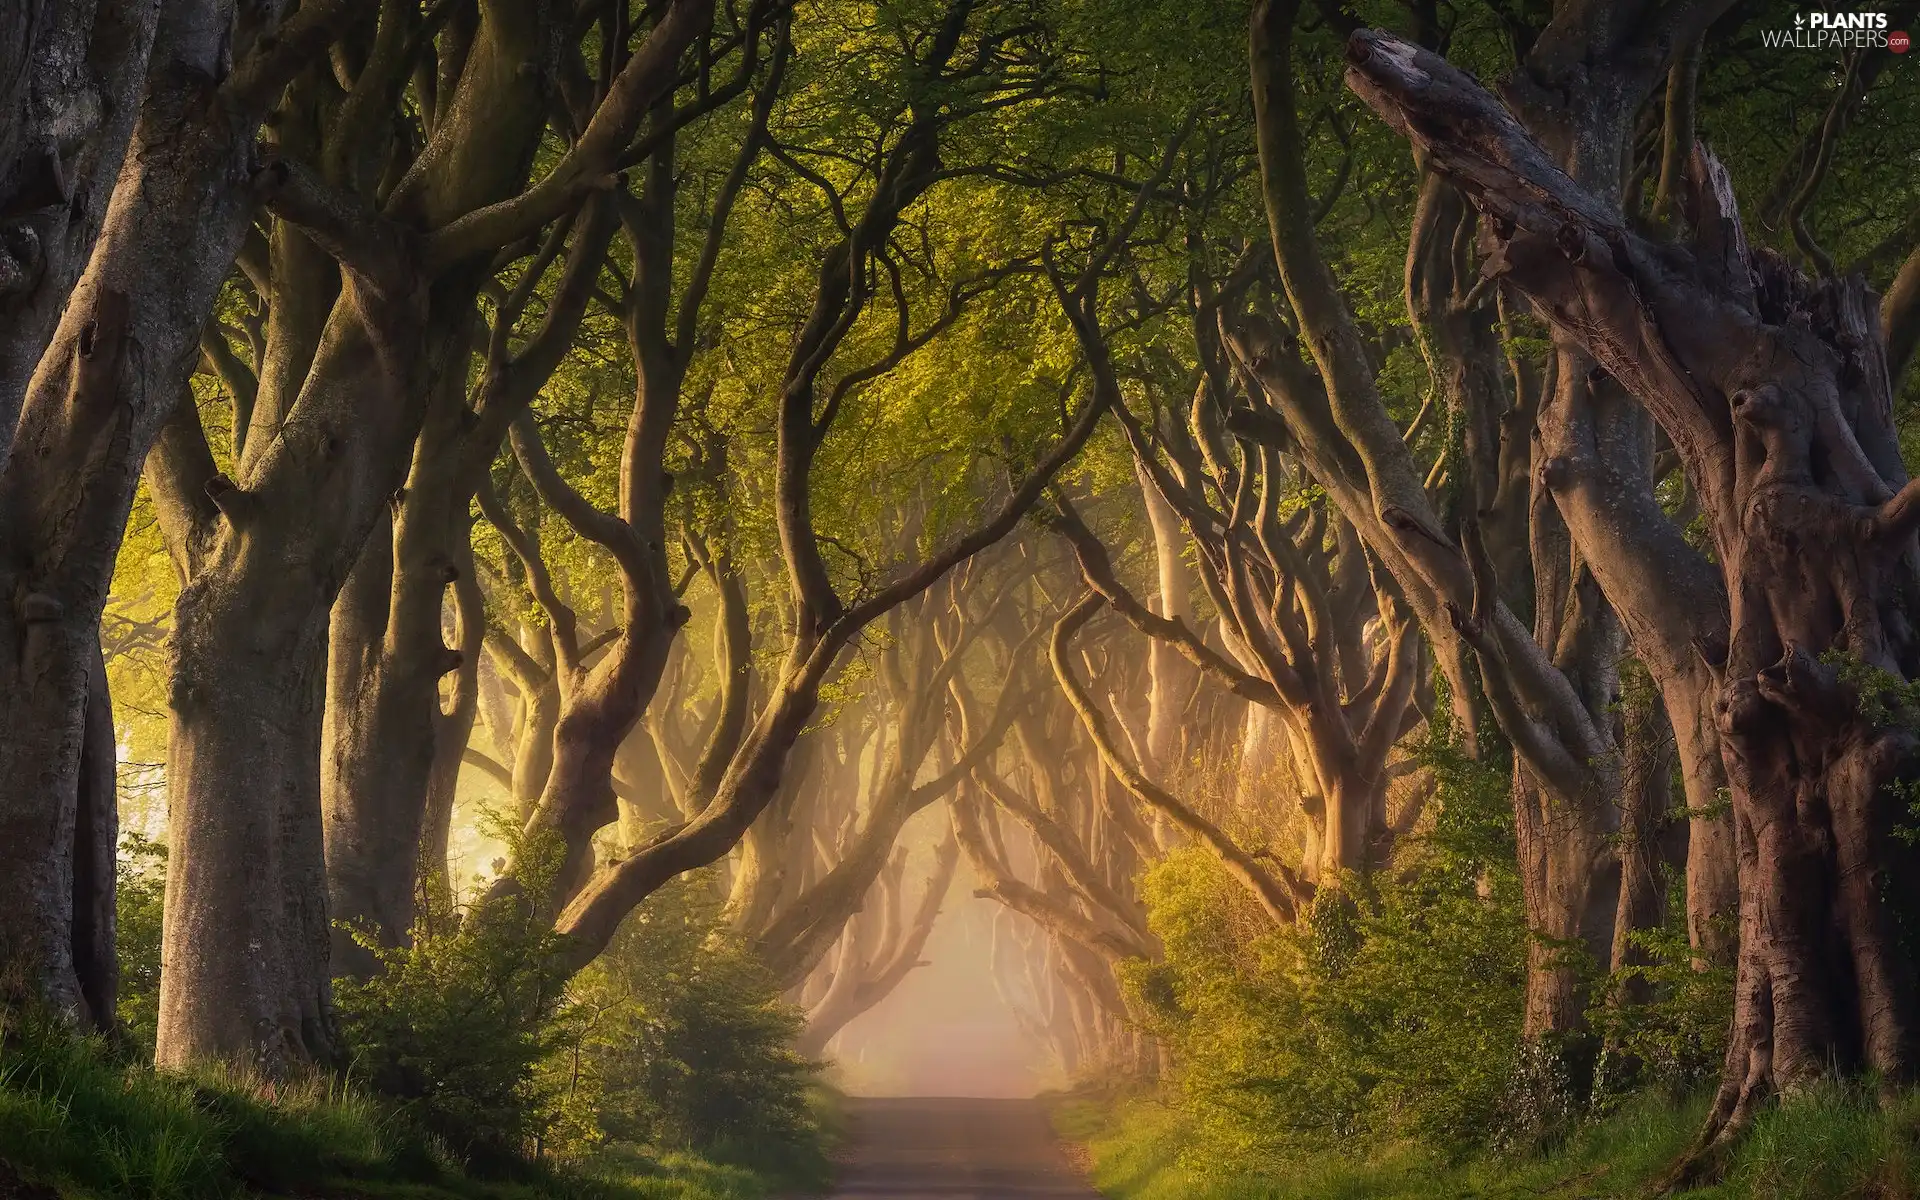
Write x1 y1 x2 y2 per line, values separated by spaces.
2 0 1919 1192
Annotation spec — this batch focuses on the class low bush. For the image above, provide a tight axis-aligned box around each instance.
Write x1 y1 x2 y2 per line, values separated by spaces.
0 1007 629 1199
1123 733 1531 1167
1057 1081 1920 1199
99 824 825 1195
335 892 578 1170
554 871 827 1185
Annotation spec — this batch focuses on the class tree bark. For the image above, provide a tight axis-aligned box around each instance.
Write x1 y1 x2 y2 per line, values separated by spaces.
163 0 724 1060
72 644 118 1032
0 0 308 1030
0 0 159 445
536 11 1128 970
1347 26 1920 1156
1137 459 1196 773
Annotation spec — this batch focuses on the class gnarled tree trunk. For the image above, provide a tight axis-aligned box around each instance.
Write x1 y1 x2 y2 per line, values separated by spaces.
1348 27 1920 1158
0 0 298 1031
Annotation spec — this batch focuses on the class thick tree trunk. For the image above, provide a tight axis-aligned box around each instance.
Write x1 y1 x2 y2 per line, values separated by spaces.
159 0 633 1063
322 333 480 977
161 269 435 1068
162 602 337 1070
1346 27 1920 1158
1612 671 1676 1004
0 0 283 1027
419 544 483 915
329 185 618 945
1516 463 1624 1041
1238 4 1624 909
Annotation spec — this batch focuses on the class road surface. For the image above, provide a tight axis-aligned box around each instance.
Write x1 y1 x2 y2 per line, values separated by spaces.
827 1097 1101 1198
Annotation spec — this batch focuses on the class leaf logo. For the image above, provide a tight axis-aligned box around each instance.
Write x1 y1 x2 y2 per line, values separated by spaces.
1793 11 1804 24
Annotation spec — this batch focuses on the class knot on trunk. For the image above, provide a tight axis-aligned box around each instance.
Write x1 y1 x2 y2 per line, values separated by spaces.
1380 503 1451 550
1556 223 1589 263
1715 681 1759 741
1443 599 1484 642
204 475 254 523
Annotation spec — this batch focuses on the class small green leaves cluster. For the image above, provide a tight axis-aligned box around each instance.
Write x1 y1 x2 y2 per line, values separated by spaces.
1820 648 1920 729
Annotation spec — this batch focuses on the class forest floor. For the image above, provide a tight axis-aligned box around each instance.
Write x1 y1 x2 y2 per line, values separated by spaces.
1051 1086 1920 1199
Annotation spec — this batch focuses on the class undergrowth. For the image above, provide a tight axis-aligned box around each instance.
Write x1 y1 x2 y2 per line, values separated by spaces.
1054 1084 1920 1199
58 831 829 1199
0 1010 778 1199
2 844 831 1199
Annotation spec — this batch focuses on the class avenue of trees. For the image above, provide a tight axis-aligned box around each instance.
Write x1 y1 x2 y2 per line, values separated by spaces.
3 0 1920 1184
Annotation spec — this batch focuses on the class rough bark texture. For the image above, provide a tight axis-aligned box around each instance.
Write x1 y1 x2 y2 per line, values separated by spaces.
71 645 118 1031
1347 26 1920 1154
157 0 721 1063
0 0 306 1029
1238 0 1710 1038
160 0 568 1068
0 0 159 444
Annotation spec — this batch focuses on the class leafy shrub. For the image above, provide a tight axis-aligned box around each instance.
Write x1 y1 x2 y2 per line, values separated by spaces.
558 871 823 1181
0 1007 765 1199
337 839 822 1185
335 816 579 1167
1124 733 1531 1170
335 889 578 1169
1589 906 1734 1106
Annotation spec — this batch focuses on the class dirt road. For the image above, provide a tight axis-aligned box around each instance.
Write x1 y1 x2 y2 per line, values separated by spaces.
827 1097 1101 1198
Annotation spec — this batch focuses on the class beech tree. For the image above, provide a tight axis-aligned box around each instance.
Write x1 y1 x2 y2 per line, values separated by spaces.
0 0 346 1032
1348 22 1920 1158
471 0 1159 977
144 0 717 1070
793 825 958 1058
9 0 1919 1181
746 563 1025 990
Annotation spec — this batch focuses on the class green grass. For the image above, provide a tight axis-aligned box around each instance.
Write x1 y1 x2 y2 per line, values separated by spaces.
1054 1084 1920 1199
0 1015 804 1199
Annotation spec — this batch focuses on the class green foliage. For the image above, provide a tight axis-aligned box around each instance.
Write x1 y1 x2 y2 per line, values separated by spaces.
336 896 579 1169
1117 680 1741 1180
1058 1082 1920 1199
555 872 825 1185
0 1009 724 1200
1819 647 1920 729
1590 912 1735 1107
336 817 579 1169
336 858 823 1186
114 831 166 1051
1124 738 1530 1169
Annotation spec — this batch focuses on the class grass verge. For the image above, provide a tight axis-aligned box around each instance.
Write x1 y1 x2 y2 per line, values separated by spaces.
1053 1084 1920 1199
0 1015 808 1199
